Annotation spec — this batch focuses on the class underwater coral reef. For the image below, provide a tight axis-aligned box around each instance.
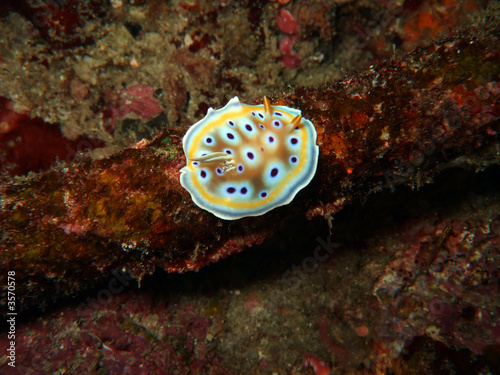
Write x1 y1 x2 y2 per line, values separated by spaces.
0 0 498 374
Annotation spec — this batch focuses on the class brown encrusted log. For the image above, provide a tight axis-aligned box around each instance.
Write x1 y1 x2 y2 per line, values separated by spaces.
1 25 499 311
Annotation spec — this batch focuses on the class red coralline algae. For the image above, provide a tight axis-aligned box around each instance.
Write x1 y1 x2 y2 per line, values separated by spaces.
276 8 298 35
276 8 303 68
281 53 302 69
372 213 500 356
303 352 331 375
0 290 227 374
0 97 103 176
110 85 164 121
278 36 295 56
243 293 265 315
279 36 302 68
0 24 498 312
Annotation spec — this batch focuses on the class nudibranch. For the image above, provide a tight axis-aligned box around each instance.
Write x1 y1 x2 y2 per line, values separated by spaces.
179 96 319 220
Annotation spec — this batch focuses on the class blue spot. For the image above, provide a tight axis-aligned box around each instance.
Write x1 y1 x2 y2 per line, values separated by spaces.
290 137 298 145
227 133 235 140
258 113 264 119
200 170 207 178
227 187 236 194
225 149 232 154
273 120 281 128
262 161 286 187
240 187 248 194
245 124 253 132
274 112 283 117
260 191 268 198
259 124 265 129
216 168 223 175
268 136 274 143
206 137 213 144
290 156 298 164
237 164 244 173
228 120 235 127
247 152 254 160
192 161 199 166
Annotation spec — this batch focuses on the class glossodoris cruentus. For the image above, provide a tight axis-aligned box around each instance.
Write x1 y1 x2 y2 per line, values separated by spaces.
180 96 319 220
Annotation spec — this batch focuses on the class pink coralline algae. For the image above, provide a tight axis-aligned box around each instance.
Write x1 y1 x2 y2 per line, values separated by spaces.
372 215 500 356
0 97 103 176
275 8 298 35
110 84 164 121
279 36 302 68
303 352 331 375
276 8 302 68
0 290 227 374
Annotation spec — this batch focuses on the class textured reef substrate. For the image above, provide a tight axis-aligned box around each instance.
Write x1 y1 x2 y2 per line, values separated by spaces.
0 0 499 373
1 18 498 311
1 166 499 374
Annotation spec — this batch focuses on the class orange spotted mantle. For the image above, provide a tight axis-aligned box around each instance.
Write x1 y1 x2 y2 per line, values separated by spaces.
180 97 319 220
